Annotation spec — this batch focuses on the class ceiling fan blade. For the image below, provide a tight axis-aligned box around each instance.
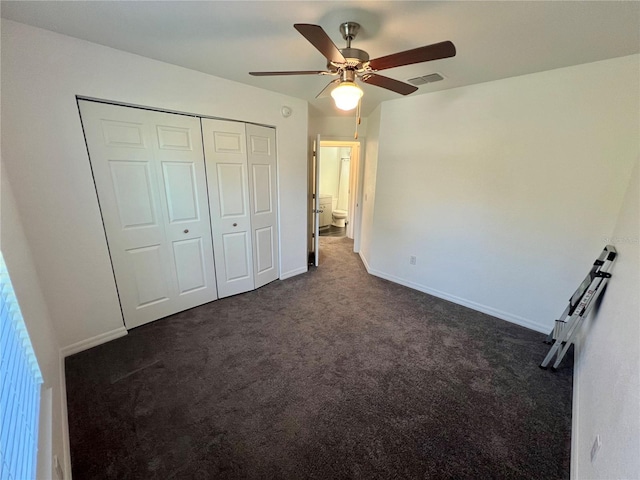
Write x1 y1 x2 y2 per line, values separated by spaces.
368 41 456 71
361 74 418 95
294 24 346 64
249 70 326 76
315 79 340 99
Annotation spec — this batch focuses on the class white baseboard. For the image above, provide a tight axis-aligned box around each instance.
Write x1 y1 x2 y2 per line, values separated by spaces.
280 265 308 280
570 342 581 480
60 326 128 358
36 387 53 480
358 251 372 272
365 267 549 334
58 351 72 479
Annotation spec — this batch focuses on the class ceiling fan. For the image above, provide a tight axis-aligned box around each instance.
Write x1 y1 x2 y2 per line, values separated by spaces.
250 22 456 111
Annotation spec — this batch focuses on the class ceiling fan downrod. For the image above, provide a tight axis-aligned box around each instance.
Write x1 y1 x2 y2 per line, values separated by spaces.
339 21 360 48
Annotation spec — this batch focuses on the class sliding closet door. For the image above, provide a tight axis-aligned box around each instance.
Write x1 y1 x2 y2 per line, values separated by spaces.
246 124 279 288
79 100 218 329
202 118 255 298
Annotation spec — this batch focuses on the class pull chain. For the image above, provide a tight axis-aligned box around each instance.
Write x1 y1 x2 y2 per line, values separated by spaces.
354 98 361 139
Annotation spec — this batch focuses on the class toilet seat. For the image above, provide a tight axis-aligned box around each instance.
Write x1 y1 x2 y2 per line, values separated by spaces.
333 209 347 218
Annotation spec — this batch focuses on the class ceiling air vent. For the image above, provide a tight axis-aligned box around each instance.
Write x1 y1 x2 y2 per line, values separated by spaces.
407 73 445 86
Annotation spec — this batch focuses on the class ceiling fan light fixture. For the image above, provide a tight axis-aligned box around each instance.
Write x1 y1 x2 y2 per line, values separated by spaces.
331 81 363 111
251 23 456 114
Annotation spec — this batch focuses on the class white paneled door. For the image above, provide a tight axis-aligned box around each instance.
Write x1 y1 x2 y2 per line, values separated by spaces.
246 123 279 289
202 119 254 298
202 119 279 297
79 100 218 329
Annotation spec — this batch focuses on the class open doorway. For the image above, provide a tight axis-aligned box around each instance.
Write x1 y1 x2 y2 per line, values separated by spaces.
319 145 352 238
309 138 362 266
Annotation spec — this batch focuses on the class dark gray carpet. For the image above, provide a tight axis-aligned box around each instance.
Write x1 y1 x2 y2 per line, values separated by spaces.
65 237 573 479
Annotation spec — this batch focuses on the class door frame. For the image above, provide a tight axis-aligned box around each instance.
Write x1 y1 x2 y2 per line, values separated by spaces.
78 97 282 327
309 136 364 264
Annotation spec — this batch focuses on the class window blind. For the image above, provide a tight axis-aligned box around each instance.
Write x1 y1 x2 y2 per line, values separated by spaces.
0 252 43 480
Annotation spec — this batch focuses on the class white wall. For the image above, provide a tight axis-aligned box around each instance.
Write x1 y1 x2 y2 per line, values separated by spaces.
319 147 341 201
365 55 639 333
1 19 309 351
308 115 368 140
572 158 639 479
319 146 351 210
359 105 381 269
1 170 68 480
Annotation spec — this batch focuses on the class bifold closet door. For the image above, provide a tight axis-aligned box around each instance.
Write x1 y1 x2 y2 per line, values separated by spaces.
245 123 279 289
202 119 279 298
79 100 218 329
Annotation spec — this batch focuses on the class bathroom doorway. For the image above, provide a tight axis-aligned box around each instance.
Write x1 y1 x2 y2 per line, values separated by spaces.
319 145 351 238
310 138 362 266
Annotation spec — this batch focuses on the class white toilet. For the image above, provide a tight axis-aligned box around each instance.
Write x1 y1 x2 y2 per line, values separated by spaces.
332 209 348 228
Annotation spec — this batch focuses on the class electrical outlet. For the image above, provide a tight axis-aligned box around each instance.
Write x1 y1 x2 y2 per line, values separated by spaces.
410 255 417 265
590 434 601 463
54 455 64 480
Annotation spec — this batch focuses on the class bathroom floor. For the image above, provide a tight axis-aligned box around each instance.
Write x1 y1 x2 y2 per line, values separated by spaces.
319 225 346 237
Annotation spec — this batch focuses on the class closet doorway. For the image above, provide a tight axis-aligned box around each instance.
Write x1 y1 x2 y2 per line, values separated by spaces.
79 100 279 329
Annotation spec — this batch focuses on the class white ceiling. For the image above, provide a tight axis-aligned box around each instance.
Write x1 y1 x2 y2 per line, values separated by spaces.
2 1 638 117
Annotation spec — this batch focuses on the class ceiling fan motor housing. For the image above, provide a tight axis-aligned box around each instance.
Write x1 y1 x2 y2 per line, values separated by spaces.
341 48 369 68
328 48 370 71
336 22 369 70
